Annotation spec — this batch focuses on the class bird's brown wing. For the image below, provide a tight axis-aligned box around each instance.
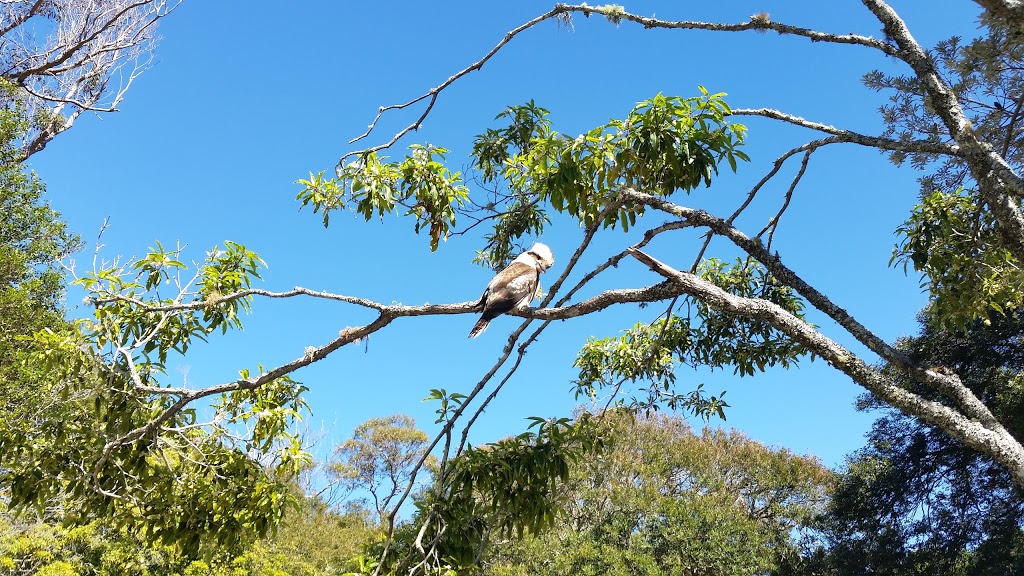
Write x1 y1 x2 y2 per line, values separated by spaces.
480 261 537 321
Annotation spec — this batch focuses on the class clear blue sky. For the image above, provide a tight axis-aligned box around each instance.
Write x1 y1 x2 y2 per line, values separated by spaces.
31 1 984 469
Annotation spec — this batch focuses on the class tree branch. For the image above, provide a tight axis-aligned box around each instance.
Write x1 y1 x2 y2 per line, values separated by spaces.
627 247 1024 488
732 108 960 155
341 4 572 166
345 2 910 161
0 0 46 38
975 0 1024 30
623 187 1010 434
1 0 179 158
863 0 1024 263
558 3 899 56
97 311 396 469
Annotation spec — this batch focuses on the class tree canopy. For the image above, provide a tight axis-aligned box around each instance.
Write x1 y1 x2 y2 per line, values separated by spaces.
480 409 833 576
5 1 1024 575
809 307 1024 575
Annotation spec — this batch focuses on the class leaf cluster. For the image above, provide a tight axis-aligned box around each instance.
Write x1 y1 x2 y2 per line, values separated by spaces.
0 492 377 575
894 188 1022 328
307 90 747 267
76 241 265 372
298 145 470 251
470 89 747 266
874 19 1024 328
383 415 603 573
2 241 312 555
1 328 309 554
574 258 809 416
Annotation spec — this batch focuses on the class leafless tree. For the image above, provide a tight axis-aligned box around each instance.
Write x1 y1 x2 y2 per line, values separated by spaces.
1 0 179 158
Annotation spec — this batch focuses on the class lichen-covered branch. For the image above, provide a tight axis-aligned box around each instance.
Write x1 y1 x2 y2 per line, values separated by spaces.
862 0 1024 263
559 3 899 55
627 247 1024 488
624 187 1009 432
974 0 1024 33
731 108 961 155
346 3 956 165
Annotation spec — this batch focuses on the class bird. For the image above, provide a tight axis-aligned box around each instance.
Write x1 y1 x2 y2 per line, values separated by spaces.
468 243 555 338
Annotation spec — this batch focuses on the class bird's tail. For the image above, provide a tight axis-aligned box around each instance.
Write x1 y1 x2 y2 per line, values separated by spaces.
468 317 490 338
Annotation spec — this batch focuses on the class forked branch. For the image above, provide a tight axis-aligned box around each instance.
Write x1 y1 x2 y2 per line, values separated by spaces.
627 247 1024 488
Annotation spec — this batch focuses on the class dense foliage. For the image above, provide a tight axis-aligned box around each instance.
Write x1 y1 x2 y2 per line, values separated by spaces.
807 308 1024 575
791 16 1024 575
479 410 833 576
0 493 375 575
0 80 80 427
0 85 308 556
887 15 1024 328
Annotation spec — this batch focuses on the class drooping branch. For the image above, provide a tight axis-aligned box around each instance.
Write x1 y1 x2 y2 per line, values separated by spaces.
368 291 555 575
627 247 1024 489
390 201 651 571
385 218 714 573
374 312 552 576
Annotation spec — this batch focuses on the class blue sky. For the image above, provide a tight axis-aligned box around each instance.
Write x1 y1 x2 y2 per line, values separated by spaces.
31 1 985 469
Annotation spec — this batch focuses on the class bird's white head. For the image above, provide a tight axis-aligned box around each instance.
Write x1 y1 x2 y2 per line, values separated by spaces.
526 242 555 272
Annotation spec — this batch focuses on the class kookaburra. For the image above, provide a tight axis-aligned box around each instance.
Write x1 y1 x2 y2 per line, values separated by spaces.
468 243 555 338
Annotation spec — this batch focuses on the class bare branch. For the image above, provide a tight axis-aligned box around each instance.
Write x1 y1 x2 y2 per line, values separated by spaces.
340 4 572 166
1 0 180 158
560 3 899 56
758 148 814 251
728 138 839 225
627 247 1024 488
732 108 961 155
89 285 392 313
623 187 1010 433
345 2 906 161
